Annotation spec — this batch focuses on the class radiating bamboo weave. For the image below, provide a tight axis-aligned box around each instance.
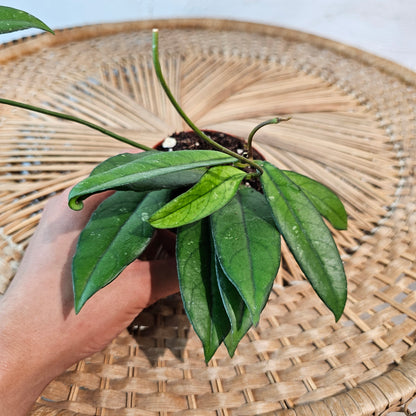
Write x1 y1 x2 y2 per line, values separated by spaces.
1 19 416 416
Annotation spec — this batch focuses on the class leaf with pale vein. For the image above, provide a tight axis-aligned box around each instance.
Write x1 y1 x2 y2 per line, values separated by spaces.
259 161 347 320
149 165 246 229
73 189 170 313
69 150 237 210
211 187 281 324
283 170 347 230
176 219 230 361
216 258 253 357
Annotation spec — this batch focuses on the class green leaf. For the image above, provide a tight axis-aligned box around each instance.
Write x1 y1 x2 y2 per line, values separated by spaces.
72 189 170 313
149 165 246 229
0 6 54 34
259 161 347 320
216 258 253 357
89 151 155 175
283 170 347 230
90 151 205 190
176 219 231 362
210 187 281 325
68 150 237 210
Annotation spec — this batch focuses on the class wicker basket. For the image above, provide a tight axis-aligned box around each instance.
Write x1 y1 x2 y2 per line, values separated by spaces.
1 18 416 415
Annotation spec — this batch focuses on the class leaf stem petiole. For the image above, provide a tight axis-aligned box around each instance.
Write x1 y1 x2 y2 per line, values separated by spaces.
152 28 264 175
247 116 291 159
0 98 152 151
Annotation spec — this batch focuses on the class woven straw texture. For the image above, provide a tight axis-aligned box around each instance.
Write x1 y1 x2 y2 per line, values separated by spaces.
1 19 416 415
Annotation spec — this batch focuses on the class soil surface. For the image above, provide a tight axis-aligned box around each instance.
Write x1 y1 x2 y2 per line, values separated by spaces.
156 130 263 157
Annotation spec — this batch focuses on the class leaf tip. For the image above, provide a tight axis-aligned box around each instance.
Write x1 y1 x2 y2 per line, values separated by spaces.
250 311 261 327
224 343 237 358
73 288 92 315
202 341 220 363
74 297 84 315
329 291 347 322
68 197 84 211
333 300 347 322
333 309 344 323
338 217 348 231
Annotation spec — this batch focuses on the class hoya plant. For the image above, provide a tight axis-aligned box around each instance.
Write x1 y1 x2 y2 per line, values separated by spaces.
1 11 348 361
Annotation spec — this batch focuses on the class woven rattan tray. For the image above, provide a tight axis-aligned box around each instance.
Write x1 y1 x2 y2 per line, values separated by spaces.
1 18 416 415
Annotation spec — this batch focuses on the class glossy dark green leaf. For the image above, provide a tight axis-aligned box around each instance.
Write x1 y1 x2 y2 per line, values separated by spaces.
259 161 347 320
72 189 170 313
0 6 54 34
283 170 347 230
176 219 230 362
216 258 253 357
149 166 246 229
211 187 281 325
90 151 155 175
91 151 206 191
68 150 237 210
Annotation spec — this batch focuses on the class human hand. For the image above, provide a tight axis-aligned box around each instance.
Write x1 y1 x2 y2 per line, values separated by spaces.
0 188 179 415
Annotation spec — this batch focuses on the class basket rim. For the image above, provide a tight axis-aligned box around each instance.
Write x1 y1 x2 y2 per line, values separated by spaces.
1 17 415 86
2 18 416 415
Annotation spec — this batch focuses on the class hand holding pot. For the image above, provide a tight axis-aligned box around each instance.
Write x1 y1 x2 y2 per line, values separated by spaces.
0 188 178 416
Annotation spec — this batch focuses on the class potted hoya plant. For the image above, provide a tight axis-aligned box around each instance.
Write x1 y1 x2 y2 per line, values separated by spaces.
1 7 348 362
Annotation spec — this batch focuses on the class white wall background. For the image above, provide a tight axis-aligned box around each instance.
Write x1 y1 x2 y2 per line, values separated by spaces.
3 0 416 71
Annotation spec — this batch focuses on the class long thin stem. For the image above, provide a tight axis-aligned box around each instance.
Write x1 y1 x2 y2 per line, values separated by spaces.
0 98 152 151
152 28 263 174
247 116 291 159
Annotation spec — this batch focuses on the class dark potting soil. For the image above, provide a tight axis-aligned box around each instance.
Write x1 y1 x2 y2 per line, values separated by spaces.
155 130 264 192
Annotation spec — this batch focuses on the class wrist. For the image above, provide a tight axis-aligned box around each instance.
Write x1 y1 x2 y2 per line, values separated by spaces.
0 309 58 415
